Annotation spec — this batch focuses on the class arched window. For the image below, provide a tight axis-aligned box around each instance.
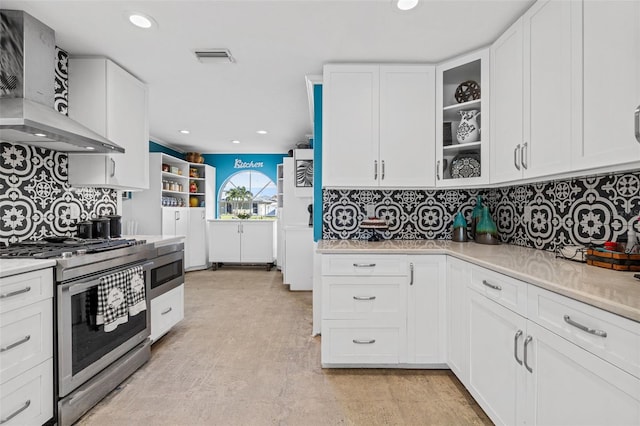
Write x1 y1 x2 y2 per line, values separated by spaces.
218 171 277 219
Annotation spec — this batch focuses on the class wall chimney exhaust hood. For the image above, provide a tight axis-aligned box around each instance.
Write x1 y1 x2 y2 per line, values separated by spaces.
0 10 124 153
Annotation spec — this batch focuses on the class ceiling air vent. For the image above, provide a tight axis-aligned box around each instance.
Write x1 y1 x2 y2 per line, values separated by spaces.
194 49 235 64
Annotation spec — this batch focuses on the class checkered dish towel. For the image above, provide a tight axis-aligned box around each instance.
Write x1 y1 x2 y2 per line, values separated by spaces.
96 269 130 332
127 266 147 317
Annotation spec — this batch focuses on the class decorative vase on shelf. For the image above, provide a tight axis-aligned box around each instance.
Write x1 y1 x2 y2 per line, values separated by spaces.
470 195 483 240
475 206 499 245
189 196 199 207
456 110 481 143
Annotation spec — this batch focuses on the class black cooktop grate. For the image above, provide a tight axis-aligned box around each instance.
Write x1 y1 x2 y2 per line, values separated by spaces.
0 238 142 259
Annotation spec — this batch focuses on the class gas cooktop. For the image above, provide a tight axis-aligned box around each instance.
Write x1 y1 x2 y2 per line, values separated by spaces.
0 237 145 259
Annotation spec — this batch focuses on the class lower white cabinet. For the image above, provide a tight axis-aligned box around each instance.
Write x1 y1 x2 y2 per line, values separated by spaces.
186 208 208 271
283 227 313 290
446 256 471 384
208 220 275 267
0 268 53 425
150 284 184 343
407 255 446 364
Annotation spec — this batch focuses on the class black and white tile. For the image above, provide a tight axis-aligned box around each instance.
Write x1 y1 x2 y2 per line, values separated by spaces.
0 142 118 245
54 47 69 116
323 170 640 252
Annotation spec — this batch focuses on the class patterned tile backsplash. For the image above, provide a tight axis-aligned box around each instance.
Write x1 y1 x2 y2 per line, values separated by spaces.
323 170 640 252
0 142 118 245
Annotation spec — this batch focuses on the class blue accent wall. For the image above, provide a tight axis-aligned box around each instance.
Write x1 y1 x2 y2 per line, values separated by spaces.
202 153 287 216
149 141 183 159
313 84 323 241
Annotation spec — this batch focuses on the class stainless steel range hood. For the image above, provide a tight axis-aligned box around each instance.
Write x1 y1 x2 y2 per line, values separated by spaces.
0 10 124 153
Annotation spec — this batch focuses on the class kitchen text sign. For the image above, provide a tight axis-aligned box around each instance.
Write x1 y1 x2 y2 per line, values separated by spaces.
234 159 264 169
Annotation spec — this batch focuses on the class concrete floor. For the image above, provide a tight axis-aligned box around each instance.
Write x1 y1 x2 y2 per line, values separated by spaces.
77 267 491 425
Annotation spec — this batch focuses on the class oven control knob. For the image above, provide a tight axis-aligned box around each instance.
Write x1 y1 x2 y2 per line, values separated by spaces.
61 251 73 259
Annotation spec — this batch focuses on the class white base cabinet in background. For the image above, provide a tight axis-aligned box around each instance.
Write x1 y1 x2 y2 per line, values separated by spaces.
68 57 149 190
284 227 313 291
208 220 275 268
150 284 184 342
186 209 208 271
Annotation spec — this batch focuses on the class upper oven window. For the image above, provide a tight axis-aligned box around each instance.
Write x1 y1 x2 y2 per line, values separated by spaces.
151 258 183 290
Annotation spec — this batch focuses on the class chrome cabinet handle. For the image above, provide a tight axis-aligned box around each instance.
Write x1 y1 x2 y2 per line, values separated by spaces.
353 263 376 268
0 400 31 424
635 105 640 143
175 210 179 221
409 262 414 286
563 315 607 337
352 339 375 344
374 160 378 180
0 335 31 352
353 296 376 301
436 160 441 180
523 335 533 373
110 158 116 177
381 160 385 180
514 330 523 365
161 307 173 315
0 286 31 299
521 142 528 170
482 280 502 291
514 144 521 170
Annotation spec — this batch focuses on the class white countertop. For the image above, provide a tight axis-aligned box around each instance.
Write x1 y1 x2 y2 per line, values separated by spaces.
123 235 185 247
317 239 640 323
0 258 57 278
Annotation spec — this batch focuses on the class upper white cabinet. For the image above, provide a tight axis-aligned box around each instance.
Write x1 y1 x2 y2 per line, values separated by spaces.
575 0 640 170
491 0 579 183
436 50 489 187
323 64 435 188
67 58 149 190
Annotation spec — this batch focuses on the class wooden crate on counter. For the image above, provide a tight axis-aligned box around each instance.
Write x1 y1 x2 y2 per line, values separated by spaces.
586 249 640 271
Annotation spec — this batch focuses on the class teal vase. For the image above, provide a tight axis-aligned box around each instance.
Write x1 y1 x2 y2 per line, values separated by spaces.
452 212 468 242
470 195 483 240
475 206 499 245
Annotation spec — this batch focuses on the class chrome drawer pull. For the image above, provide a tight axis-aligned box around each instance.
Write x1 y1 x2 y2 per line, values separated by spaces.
0 400 31 424
524 335 533 373
514 330 523 365
352 339 376 344
482 280 502 291
353 296 376 301
0 286 31 299
0 335 31 353
409 262 414 286
353 263 376 268
161 307 173 315
563 315 607 337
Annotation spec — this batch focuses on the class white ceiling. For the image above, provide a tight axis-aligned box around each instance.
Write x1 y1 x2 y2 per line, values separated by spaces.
3 0 534 154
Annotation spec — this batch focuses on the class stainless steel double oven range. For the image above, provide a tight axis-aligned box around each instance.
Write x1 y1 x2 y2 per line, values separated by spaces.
0 238 184 425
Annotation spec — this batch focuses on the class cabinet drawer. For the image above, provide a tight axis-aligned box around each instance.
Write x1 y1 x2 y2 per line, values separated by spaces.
321 320 401 365
150 284 184 342
0 269 53 314
322 276 405 320
0 358 53 426
322 255 407 276
0 300 52 384
470 266 527 315
528 285 640 378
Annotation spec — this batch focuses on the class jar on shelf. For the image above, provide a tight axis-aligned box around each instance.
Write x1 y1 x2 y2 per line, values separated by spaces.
190 181 198 193
189 168 199 178
178 183 183 192
162 180 169 190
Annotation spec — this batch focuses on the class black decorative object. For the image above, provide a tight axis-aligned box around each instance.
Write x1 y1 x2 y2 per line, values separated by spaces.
454 80 481 103
450 154 481 179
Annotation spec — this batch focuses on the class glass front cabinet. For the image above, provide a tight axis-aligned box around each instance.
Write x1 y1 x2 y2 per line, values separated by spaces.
435 49 489 187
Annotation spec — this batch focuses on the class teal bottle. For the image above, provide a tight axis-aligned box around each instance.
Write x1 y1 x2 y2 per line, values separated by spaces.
475 206 499 245
452 212 468 242
470 195 483 240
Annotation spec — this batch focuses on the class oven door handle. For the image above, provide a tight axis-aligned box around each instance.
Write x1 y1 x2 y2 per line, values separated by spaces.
65 261 155 296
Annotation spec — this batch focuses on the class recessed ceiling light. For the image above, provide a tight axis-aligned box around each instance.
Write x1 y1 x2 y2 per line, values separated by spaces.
33 133 46 137
180 129 190 134
85 146 95 150
396 0 419 11
127 12 157 29
256 130 268 135
232 140 240 144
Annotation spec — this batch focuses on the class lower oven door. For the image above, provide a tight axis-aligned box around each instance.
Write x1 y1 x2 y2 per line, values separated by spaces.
57 261 152 398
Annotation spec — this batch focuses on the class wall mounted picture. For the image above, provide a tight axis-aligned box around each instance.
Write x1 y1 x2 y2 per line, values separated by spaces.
295 159 313 187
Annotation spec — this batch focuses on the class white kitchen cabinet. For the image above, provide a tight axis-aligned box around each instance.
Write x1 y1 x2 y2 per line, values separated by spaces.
283 227 313 291
491 0 579 183
446 256 471 385
0 268 53 426
436 49 489 187
162 207 189 237
68 57 149 190
406 255 446 364
322 64 435 188
186 208 207 271
575 0 640 170
150 284 184 342
208 220 275 268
